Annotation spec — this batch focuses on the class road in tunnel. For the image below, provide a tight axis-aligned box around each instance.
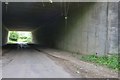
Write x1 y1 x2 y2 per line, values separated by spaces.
2 47 72 78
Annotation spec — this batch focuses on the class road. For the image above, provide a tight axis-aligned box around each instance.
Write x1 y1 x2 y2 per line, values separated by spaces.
2 48 72 78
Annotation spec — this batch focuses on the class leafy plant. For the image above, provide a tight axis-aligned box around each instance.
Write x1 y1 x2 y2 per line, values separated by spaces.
80 54 119 71
9 31 19 41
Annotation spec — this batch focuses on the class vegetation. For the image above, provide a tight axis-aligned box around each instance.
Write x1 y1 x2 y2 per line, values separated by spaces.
8 31 32 43
9 31 19 41
80 54 119 71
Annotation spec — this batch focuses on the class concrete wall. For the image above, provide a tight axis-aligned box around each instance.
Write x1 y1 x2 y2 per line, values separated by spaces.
32 27 45 46
2 25 8 46
32 20 63 47
32 26 54 47
54 2 118 55
0 2 2 47
118 2 120 54
107 2 118 54
33 2 118 55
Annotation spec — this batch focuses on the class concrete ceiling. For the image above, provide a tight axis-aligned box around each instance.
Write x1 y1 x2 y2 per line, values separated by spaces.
3 2 63 31
2 2 87 31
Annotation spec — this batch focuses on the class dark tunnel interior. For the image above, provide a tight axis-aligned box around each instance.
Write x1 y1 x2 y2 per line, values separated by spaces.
2 2 119 55
2 2 92 48
2 2 67 48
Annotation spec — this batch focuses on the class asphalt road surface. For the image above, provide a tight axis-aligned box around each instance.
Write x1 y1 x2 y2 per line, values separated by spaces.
2 48 72 78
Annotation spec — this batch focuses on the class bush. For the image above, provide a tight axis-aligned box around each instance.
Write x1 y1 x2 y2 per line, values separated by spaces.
9 31 19 41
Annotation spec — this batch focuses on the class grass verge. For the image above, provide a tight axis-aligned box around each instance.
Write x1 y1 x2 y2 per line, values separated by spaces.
80 54 119 71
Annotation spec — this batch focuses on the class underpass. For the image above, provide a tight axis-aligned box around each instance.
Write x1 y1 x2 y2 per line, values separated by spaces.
1 1 119 78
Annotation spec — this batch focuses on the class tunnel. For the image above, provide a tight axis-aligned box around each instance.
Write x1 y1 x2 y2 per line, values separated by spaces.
2 2 119 55
1 1 119 78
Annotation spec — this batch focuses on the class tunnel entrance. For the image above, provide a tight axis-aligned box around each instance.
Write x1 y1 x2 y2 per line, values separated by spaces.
2 2 118 55
7 31 32 44
1 1 119 78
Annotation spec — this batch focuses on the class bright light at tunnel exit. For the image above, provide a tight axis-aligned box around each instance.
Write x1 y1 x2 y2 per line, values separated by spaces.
7 31 33 44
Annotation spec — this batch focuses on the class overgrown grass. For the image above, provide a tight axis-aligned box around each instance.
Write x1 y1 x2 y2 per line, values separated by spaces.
80 54 119 71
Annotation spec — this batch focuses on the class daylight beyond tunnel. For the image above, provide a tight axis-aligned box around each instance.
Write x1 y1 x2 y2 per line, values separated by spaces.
7 31 32 44
2 2 119 55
